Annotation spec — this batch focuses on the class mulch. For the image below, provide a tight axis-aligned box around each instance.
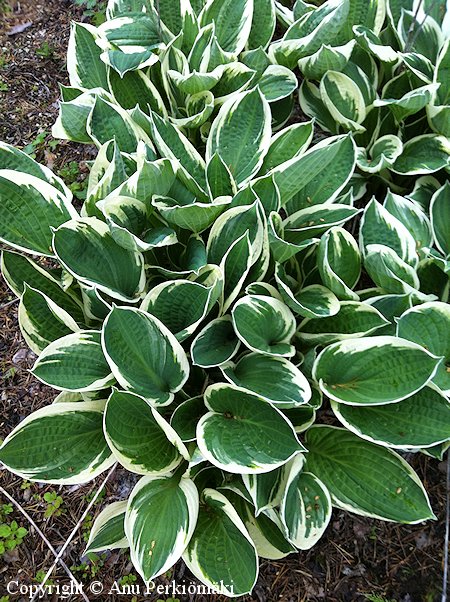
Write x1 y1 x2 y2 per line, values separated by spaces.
0 1 448 600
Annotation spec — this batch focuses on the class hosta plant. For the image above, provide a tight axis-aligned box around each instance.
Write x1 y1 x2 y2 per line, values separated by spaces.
0 0 449 596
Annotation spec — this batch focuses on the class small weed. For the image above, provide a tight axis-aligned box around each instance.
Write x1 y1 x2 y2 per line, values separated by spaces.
20 480 32 490
43 491 64 519
73 0 106 24
36 41 57 59
365 595 397 602
34 570 54 586
71 552 106 578
0 504 28 555
0 79 8 92
57 161 88 200
0 596 10 602
118 574 137 587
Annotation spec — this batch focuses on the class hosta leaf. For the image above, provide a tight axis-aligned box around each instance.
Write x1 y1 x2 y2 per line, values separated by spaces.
183 488 258 597
140 279 213 341
207 88 271 185
221 353 311 408
67 22 108 89
1 250 85 324
357 135 403 173
284 204 359 244
275 264 340 319
108 68 166 115
207 201 264 266
391 134 450 175
32 330 113 392
220 231 253 313
375 83 439 122
104 389 187 474
191 316 240 368
384 191 432 253
52 89 98 144
298 41 354 80
313 335 441 405
125 474 199 581
396 302 450 394
320 71 366 132
85 501 128 554
364 244 420 294
0 401 114 484
305 426 435 523
268 213 318 264
0 142 71 197
206 153 235 199
0 170 77 256
430 182 450 256
200 0 253 54
102 306 189 405
232 294 296 357
152 196 231 233
258 65 297 103
280 456 331 550
259 121 314 175
87 96 147 154
273 135 356 213
299 79 338 134
298 302 389 345
360 198 417 266
171 396 207 442
150 112 207 195
332 387 450 449
248 0 276 49
318 227 361 301
197 383 304 473
242 468 287 516
18 285 80 354
53 217 145 303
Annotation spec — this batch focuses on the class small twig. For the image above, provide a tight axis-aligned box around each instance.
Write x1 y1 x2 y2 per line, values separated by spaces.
31 463 117 602
442 454 450 602
0 483 90 602
0 298 18 310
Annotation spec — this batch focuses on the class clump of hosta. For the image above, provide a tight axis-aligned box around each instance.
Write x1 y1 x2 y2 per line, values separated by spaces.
54 0 297 149
0 75 449 594
0 0 449 595
270 0 450 188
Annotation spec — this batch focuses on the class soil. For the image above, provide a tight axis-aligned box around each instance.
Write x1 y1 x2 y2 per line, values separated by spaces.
0 2 448 601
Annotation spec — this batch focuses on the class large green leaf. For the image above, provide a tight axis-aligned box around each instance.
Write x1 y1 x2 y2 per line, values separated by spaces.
280 456 332 550
272 135 356 213
197 383 304 473
360 198 417 266
232 294 296 357
183 488 258 597
0 401 114 484
318 227 361 301
125 474 199 581
391 134 450 175
396 302 450 394
248 0 276 49
1 250 85 324
32 330 114 392
221 353 311 408
332 387 450 449
206 88 271 185
298 301 389 346
430 182 450 256
102 307 189 405
312 336 441 405
191 316 240 368
0 170 77 256
305 426 435 523
320 71 366 133
85 501 128 554
200 0 253 54
67 22 108 89
53 217 145 303
141 279 213 341
18 285 80 354
104 389 188 474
